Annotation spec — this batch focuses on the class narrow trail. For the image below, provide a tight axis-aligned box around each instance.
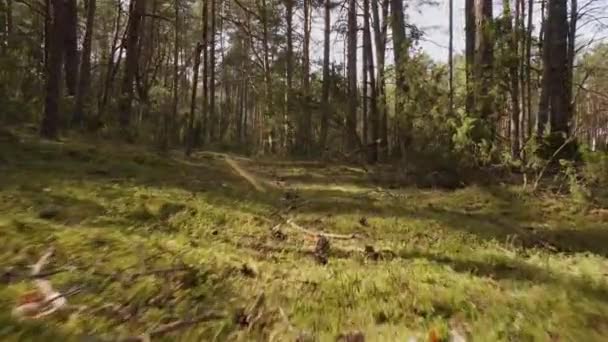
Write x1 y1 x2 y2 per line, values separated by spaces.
224 156 267 193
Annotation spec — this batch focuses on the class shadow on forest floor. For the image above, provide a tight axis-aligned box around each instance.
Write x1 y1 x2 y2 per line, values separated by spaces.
3 128 608 340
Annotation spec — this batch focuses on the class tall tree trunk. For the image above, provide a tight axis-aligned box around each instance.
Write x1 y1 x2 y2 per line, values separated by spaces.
346 0 358 150
538 0 549 135
506 0 520 157
548 0 569 135
64 0 78 96
465 0 475 115
390 0 409 152
73 0 96 127
364 0 378 163
566 0 576 120
201 0 208 144
285 0 293 151
98 0 123 122
41 0 65 139
526 0 533 137
209 0 216 141
538 0 570 145
300 0 312 154
362 0 369 149
372 0 389 159
320 0 330 152
166 0 180 149
186 43 203 156
449 0 454 116
118 0 144 131
474 0 494 131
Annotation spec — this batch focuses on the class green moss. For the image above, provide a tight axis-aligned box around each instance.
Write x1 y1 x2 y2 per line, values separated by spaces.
1 134 608 341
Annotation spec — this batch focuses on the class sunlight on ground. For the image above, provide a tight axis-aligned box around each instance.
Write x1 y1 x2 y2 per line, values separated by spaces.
1 133 608 341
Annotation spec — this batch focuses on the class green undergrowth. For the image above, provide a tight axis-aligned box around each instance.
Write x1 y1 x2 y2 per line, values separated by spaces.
1 130 608 341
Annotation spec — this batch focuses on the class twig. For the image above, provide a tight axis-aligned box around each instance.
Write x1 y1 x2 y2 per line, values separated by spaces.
533 135 578 191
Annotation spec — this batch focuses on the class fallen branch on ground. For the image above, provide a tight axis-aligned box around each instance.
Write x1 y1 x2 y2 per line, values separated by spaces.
13 248 74 319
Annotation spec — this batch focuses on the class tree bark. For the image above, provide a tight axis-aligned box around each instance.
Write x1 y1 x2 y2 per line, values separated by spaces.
364 0 378 163
186 43 203 156
64 0 78 96
166 0 180 149
538 0 569 137
118 0 144 131
209 0 216 141
449 0 454 116
72 0 96 127
372 0 389 159
474 0 493 129
201 0 208 144
300 0 312 154
41 0 65 139
506 0 520 158
285 0 293 151
465 0 475 115
526 0 533 138
319 0 330 152
390 0 410 151
346 0 358 150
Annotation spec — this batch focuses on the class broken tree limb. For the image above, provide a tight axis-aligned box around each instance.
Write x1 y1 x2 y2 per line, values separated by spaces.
13 248 72 319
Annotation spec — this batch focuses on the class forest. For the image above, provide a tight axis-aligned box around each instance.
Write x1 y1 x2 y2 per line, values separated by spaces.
1 0 608 339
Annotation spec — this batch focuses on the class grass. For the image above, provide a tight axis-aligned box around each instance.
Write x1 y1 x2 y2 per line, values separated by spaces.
1 129 608 341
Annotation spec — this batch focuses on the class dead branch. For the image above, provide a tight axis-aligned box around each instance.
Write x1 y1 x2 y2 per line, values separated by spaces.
13 248 73 318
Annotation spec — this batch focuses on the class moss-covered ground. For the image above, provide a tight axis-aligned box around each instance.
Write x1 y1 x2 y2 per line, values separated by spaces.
1 129 608 341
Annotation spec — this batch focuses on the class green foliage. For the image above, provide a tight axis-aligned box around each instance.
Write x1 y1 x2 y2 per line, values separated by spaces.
580 148 608 204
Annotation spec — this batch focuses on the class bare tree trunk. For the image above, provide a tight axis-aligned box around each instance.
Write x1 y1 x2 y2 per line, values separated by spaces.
449 0 454 116
566 0 576 120
98 0 123 123
41 0 65 139
118 0 144 131
390 0 410 151
165 0 180 149
362 0 368 149
209 0 216 141
261 0 272 148
506 0 520 157
364 0 378 163
320 0 330 152
73 0 96 127
346 0 358 150
372 0 388 159
301 0 312 154
285 0 293 151
64 0 78 96
186 43 202 156
201 0 208 144
465 0 475 115
474 0 494 132
548 0 569 135
526 0 533 138
538 0 570 154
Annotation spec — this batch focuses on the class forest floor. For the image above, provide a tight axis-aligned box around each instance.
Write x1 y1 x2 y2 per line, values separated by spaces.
1 128 608 341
